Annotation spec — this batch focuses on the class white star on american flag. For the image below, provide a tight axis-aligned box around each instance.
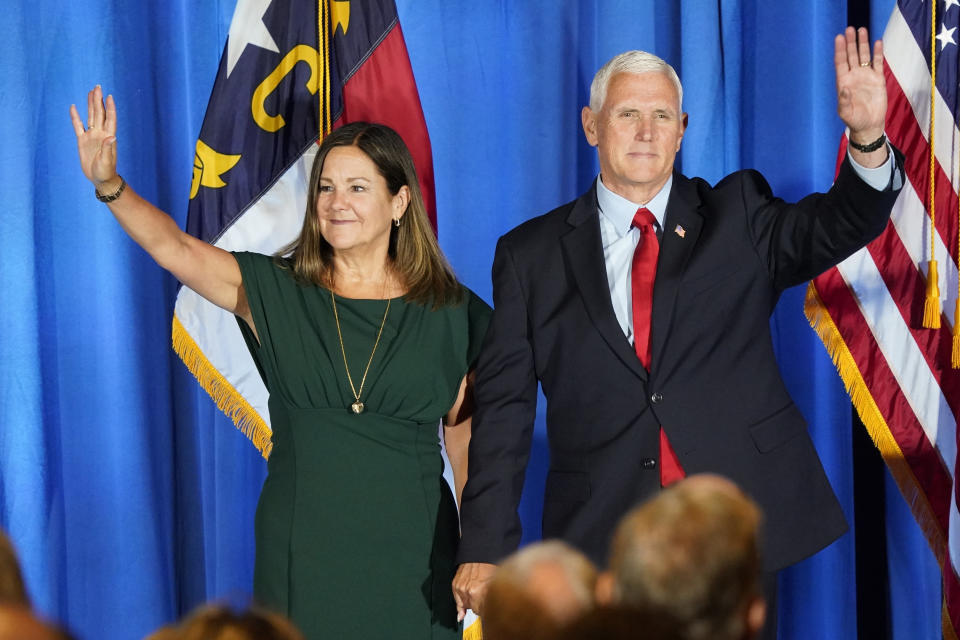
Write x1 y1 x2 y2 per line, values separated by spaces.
937 24 957 50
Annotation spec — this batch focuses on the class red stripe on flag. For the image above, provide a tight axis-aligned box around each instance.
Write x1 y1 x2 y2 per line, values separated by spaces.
834 135 848 175
333 24 437 229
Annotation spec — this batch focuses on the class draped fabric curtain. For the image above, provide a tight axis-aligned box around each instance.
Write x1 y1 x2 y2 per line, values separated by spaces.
0 0 940 638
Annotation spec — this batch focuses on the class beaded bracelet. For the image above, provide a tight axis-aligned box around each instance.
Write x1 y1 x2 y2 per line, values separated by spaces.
95 175 126 203
848 133 886 153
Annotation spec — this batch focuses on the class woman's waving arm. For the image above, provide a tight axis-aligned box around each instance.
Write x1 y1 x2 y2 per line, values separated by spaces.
70 86 255 333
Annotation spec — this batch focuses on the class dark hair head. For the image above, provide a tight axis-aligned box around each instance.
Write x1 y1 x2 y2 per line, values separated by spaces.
282 122 461 308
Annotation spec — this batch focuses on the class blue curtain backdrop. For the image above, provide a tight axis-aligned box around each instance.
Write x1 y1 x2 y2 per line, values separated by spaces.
0 0 942 638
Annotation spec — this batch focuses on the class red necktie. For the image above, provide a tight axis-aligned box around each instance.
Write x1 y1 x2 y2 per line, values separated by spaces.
631 207 685 487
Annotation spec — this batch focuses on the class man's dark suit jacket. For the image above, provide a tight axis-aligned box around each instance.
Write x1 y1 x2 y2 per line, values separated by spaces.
457 152 903 572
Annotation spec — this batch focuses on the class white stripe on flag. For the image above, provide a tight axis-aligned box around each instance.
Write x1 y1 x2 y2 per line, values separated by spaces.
173 147 315 430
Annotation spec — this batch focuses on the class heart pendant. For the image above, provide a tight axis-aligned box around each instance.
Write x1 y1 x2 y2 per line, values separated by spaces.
351 401 365 414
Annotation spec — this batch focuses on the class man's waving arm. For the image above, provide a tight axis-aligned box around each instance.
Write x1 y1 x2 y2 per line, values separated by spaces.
836 26 890 170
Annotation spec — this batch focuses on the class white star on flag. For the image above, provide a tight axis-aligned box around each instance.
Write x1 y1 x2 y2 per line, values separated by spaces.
947 0 960 12
937 24 957 51
226 0 280 77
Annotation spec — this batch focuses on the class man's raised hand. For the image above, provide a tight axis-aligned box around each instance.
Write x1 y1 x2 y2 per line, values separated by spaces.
835 26 888 164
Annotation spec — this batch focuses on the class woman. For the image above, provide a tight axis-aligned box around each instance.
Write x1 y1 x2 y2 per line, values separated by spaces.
70 86 490 639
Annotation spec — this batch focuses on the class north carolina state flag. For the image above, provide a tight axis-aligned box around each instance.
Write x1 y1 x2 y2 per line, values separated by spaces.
172 0 435 456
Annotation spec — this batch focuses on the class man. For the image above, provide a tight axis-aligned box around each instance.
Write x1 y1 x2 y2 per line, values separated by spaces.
595 474 766 640
453 25 901 630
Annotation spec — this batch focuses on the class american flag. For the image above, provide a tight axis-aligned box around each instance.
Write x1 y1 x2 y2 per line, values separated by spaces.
806 0 960 635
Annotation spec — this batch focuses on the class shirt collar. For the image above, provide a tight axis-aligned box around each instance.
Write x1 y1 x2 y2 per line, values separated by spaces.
597 174 673 237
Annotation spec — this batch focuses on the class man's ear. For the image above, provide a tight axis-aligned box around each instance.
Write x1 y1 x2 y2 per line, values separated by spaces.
677 112 689 151
594 571 615 606
582 106 599 147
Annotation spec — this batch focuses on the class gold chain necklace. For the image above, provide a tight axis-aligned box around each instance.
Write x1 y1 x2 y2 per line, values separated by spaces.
330 290 391 414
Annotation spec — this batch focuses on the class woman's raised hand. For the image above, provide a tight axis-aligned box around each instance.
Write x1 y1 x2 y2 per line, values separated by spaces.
67 87 247 323
69 85 118 188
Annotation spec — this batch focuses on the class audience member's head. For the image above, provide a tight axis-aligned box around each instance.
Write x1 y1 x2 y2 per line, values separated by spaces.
597 473 765 640
482 540 597 639
481 581 559 640
560 605 685 640
145 603 303 640
0 530 29 608
0 606 74 640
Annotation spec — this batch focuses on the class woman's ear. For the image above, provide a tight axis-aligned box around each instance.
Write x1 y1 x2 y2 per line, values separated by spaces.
394 184 411 218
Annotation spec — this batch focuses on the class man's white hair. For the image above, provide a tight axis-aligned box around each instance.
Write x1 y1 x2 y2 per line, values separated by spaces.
496 540 597 609
589 50 684 113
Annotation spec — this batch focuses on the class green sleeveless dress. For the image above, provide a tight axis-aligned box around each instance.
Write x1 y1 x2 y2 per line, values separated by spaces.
233 252 491 639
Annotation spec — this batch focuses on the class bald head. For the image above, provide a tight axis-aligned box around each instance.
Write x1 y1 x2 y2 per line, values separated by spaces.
485 541 597 631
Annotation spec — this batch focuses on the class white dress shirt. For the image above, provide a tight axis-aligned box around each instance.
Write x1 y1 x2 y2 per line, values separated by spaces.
596 148 899 345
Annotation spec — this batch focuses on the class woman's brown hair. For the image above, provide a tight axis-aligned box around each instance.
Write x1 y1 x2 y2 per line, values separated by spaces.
280 122 461 308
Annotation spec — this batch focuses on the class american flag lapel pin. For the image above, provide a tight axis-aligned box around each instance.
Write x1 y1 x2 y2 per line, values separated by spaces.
674 224 686 238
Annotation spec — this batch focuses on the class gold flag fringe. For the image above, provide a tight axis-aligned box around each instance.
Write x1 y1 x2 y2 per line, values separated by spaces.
172 314 273 458
805 282 960 640
462 618 483 640
804 283 946 562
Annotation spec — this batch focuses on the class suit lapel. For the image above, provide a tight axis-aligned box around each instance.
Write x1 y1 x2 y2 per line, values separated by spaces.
561 183 648 381
651 173 704 368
